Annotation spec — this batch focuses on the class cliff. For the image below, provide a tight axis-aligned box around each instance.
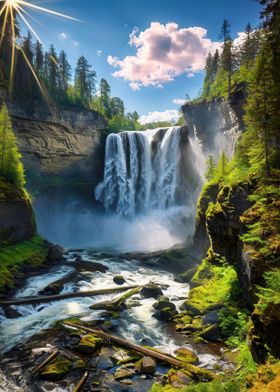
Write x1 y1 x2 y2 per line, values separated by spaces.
181 91 245 157
0 89 107 194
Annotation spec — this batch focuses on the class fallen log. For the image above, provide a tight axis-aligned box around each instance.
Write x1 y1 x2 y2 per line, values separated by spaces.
31 349 59 375
73 371 89 392
62 322 214 381
62 322 185 369
0 285 139 307
89 286 141 310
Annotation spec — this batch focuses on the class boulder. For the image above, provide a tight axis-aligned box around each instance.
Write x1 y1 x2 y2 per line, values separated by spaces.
47 245 65 262
114 367 134 380
113 275 126 285
140 284 163 299
153 299 176 312
168 369 192 388
77 334 103 354
174 348 199 364
202 310 219 326
153 306 178 321
141 356 156 374
200 324 221 341
179 302 201 316
40 355 72 381
74 259 108 273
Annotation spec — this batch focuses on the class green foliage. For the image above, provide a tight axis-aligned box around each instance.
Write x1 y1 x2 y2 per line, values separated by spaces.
205 155 216 181
218 308 249 347
257 269 280 311
0 236 47 289
0 104 25 188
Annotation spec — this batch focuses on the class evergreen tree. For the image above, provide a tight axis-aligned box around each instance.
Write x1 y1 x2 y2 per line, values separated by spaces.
34 40 44 77
205 155 216 181
238 23 261 67
74 56 96 106
202 53 213 98
15 32 34 97
110 97 125 117
0 105 25 188
216 151 229 179
46 45 59 95
100 78 111 118
58 50 71 100
211 50 220 81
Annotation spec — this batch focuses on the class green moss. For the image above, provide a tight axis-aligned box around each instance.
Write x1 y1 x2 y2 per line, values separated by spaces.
187 264 237 313
0 236 47 289
77 334 103 353
41 355 72 380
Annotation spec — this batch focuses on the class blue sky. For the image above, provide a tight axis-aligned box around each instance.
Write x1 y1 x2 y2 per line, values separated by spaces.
18 0 262 121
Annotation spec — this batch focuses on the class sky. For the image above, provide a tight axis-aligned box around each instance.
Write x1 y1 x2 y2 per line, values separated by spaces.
17 0 262 123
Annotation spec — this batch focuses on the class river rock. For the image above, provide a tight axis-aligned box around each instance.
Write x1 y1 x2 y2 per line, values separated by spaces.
202 310 220 326
114 367 134 380
153 299 176 312
179 302 201 316
140 284 163 299
168 369 192 387
77 334 103 354
174 348 199 364
141 356 156 373
40 355 72 381
153 306 178 321
3 306 22 319
113 275 126 285
200 324 221 341
73 259 108 273
47 245 65 262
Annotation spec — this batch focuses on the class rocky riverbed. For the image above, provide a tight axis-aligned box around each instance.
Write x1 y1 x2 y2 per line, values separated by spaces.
0 250 232 391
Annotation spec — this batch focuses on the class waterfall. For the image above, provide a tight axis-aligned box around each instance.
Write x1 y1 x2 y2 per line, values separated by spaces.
95 127 182 219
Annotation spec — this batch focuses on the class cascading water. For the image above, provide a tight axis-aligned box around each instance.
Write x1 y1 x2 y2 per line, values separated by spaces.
95 127 182 219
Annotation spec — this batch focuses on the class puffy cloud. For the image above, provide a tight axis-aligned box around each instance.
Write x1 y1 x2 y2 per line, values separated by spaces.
107 22 221 90
96 50 103 57
59 32 79 47
173 98 187 105
139 109 180 125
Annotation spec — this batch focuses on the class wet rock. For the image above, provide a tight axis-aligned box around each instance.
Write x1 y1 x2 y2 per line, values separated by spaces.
179 302 201 316
3 306 21 319
113 275 126 285
77 334 103 354
200 324 221 341
39 271 77 296
141 338 154 346
202 310 219 326
40 355 72 381
175 267 198 283
174 348 199 364
47 245 65 262
153 299 176 312
114 367 134 380
168 369 192 387
140 284 163 299
153 306 178 321
73 259 109 273
141 357 156 374
96 347 114 369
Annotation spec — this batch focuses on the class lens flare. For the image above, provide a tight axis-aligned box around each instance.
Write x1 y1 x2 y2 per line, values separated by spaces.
0 0 80 97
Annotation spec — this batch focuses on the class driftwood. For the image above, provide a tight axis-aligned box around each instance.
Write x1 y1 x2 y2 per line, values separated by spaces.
89 286 141 310
62 322 185 369
31 349 59 375
0 285 139 307
73 371 89 392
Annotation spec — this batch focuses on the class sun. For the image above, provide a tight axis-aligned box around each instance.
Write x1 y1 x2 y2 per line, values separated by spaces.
0 0 80 96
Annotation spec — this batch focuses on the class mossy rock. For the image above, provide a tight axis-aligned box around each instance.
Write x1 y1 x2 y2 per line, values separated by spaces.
168 368 192 388
175 348 199 364
40 355 72 381
77 334 103 354
73 359 86 369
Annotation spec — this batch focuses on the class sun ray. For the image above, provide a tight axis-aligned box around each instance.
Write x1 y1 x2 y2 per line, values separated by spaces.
0 4 9 49
17 0 81 22
18 44 49 102
14 4 41 42
9 5 16 89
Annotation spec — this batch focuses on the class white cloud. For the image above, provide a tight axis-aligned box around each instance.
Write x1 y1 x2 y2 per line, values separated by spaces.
59 32 79 47
139 109 180 125
96 50 103 57
173 98 186 105
107 22 221 90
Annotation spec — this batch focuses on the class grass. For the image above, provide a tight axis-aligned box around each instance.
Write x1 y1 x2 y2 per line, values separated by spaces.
0 235 48 289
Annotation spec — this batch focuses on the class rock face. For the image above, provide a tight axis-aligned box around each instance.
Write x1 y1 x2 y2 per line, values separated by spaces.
0 179 35 245
182 92 245 158
0 89 107 191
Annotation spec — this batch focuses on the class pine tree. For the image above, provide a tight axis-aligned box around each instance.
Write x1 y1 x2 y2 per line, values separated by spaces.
110 97 125 117
216 151 229 179
15 32 34 97
0 105 25 188
238 23 261 67
205 155 216 181
211 50 220 82
202 53 213 98
58 50 71 101
100 78 111 118
219 19 236 98
46 45 59 95
74 56 96 106
34 40 44 77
